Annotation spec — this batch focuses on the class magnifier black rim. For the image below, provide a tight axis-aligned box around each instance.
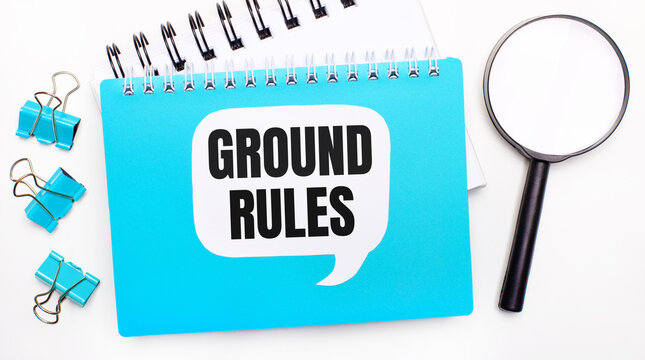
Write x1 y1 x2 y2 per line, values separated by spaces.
483 14 630 163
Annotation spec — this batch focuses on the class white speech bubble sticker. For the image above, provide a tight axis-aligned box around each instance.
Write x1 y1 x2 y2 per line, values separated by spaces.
192 105 390 286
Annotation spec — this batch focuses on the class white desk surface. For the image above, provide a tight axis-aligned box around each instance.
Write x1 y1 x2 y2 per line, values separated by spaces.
1 0 643 358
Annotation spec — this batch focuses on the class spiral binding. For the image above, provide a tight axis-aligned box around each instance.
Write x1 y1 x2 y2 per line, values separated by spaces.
265 58 277 86
106 0 358 79
189 11 216 61
277 0 300 29
106 44 125 78
326 53 338 83
205 62 216 90
122 48 441 96
306 55 318 84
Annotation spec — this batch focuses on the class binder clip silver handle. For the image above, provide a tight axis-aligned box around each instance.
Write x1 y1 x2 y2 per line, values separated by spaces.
32 258 86 325
10 158 75 222
28 92 62 144
49 71 80 113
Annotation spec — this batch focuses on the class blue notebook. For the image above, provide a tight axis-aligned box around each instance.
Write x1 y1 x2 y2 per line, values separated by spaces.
100 58 472 337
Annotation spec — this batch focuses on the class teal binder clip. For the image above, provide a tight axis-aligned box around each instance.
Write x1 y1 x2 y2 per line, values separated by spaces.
34 251 100 324
10 158 86 233
16 71 81 150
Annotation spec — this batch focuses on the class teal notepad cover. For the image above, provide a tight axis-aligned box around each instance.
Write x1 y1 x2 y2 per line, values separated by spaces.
100 58 472 337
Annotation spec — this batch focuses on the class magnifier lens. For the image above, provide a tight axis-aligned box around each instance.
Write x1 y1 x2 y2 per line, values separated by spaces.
484 15 629 312
488 18 626 156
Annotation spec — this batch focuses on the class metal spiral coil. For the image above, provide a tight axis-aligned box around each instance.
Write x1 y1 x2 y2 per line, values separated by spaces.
306 54 318 84
122 48 441 96
164 65 175 93
108 0 367 81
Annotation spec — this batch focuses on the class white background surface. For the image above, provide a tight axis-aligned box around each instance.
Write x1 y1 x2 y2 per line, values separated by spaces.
1 0 644 359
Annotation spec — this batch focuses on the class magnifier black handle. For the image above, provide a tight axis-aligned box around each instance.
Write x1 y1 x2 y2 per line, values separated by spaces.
500 159 550 312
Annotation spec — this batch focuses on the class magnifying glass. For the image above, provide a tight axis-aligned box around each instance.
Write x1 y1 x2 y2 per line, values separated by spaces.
483 15 630 312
